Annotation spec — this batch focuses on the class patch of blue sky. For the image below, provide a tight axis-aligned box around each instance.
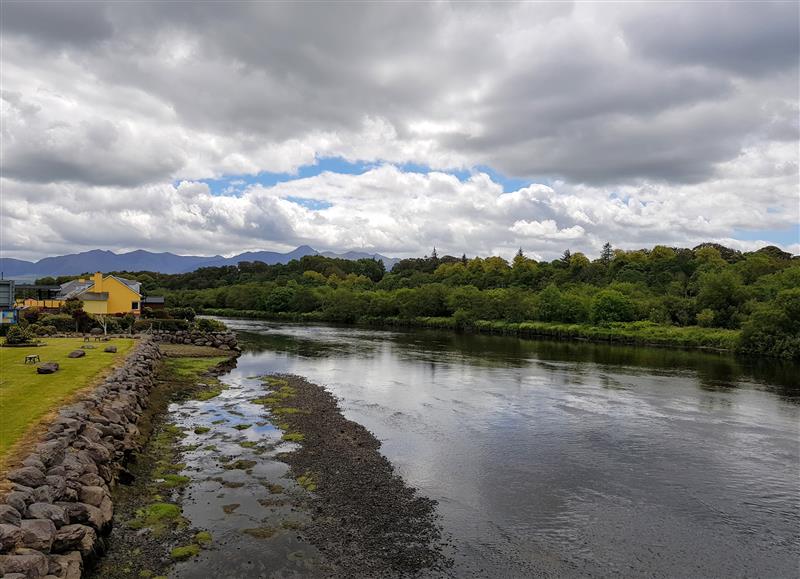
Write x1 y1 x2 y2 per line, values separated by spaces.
732 223 799 246
194 156 538 197
285 196 333 210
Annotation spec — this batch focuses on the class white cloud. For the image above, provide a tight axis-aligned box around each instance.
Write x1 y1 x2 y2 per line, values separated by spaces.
0 2 797 260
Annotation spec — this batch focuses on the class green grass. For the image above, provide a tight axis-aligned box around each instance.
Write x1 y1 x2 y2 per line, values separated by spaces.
163 356 229 380
0 337 135 463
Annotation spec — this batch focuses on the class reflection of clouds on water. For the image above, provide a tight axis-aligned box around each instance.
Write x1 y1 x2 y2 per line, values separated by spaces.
217 318 800 578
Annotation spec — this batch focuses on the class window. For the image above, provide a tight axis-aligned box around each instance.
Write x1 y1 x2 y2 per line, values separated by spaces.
132 301 140 310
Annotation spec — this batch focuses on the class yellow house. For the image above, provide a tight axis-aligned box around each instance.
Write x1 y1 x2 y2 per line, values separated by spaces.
16 272 142 315
62 272 142 315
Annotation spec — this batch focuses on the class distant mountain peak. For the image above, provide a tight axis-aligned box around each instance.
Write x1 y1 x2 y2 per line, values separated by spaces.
1 246 398 278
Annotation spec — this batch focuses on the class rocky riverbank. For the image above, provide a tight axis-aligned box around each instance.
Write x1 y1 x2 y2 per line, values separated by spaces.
259 375 452 577
0 338 162 578
0 332 240 579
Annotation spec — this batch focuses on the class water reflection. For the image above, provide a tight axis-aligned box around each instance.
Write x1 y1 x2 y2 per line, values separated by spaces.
223 319 800 578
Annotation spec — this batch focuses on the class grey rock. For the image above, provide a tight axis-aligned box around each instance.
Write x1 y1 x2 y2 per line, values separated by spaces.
66 351 85 359
5 492 30 513
80 345 95 349
103 346 117 353
7 467 46 488
49 551 82 579
0 523 22 552
0 547 49 576
51 525 90 554
20 518 56 551
32 486 54 504
21 457 46 472
78 487 106 508
27 504 67 529
36 362 59 374
0 506 21 526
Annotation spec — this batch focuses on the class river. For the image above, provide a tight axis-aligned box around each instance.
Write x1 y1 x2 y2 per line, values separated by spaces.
172 319 800 578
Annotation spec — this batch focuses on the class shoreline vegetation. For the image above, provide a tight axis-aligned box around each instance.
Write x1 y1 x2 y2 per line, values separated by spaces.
32 242 800 359
201 309 743 352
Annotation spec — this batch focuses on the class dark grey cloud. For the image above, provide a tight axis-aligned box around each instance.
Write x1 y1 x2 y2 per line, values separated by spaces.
622 2 800 76
1 1 113 47
2 1 796 188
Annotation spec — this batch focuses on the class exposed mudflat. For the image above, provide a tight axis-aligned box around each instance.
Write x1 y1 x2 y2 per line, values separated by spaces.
267 374 453 578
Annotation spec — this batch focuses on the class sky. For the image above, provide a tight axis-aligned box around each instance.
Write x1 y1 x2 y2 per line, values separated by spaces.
1 1 798 262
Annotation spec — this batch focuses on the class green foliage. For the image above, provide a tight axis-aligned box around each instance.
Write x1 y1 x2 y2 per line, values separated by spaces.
195 318 226 332
106 244 796 357
739 288 800 359
592 290 636 324
133 319 190 332
4 325 34 345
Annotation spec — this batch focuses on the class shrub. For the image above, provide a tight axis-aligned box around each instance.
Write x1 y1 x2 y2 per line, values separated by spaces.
166 307 196 321
696 309 715 327
195 318 226 332
5 325 34 345
39 313 76 332
133 319 190 333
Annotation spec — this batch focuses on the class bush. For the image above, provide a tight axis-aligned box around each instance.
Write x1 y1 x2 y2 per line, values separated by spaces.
166 307 196 321
5 325 34 345
195 318 227 332
696 309 715 327
133 319 190 333
39 313 76 332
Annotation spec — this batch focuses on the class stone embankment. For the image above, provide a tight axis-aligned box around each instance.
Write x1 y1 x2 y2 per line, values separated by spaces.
147 329 239 351
0 330 239 578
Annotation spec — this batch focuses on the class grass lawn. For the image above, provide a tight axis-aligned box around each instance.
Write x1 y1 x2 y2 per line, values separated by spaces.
0 337 135 466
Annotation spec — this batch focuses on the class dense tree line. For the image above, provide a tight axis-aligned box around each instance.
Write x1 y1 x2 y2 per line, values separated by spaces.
39 243 800 358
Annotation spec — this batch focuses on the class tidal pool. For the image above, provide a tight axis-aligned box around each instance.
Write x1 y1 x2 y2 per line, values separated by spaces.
173 320 799 578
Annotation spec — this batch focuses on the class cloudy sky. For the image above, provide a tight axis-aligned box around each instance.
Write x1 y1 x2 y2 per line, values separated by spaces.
2 1 798 261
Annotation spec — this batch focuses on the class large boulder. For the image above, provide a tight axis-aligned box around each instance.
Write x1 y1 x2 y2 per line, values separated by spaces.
20 518 56 552
0 506 21 526
0 523 22 552
0 548 49 577
36 362 59 374
49 551 82 579
66 350 85 359
7 467 46 489
103 346 117 353
51 525 93 554
27 503 67 529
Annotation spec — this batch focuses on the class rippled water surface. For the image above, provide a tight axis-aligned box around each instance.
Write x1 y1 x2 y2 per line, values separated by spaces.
185 320 800 577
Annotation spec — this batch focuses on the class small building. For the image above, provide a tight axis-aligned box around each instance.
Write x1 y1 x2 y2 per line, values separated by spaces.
0 280 18 325
142 296 166 310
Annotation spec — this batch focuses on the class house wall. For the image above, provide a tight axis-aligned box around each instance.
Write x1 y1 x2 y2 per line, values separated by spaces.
103 277 141 314
82 299 109 314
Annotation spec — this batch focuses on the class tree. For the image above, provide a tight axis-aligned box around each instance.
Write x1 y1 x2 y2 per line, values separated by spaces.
600 242 613 264
739 288 800 359
60 298 90 332
696 270 745 328
591 290 635 324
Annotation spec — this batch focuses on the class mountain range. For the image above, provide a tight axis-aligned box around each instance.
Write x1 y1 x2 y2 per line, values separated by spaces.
0 246 399 279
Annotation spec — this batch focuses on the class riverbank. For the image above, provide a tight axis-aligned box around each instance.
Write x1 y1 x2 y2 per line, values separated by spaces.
90 350 237 579
201 309 741 352
257 374 451 577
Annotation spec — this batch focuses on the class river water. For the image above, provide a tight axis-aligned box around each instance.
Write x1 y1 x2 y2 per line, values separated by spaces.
174 320 799 578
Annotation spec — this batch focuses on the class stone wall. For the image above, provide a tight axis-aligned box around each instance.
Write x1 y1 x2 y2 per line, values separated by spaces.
148 329 240 351
0 339 163 579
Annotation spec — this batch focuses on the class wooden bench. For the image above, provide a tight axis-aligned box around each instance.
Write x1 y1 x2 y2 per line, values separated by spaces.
24 354 40 364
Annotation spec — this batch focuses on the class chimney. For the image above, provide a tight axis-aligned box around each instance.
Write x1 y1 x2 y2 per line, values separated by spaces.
93 272 103 293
